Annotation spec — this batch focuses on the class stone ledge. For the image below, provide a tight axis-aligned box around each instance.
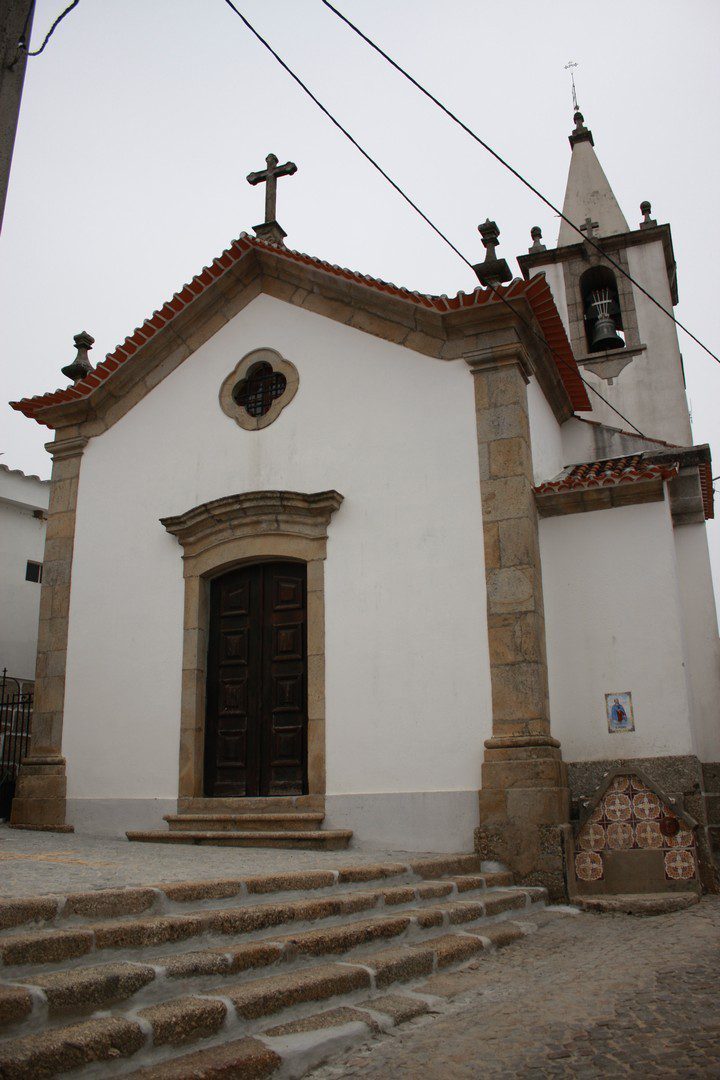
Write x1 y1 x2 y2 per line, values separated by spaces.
579 893 700 916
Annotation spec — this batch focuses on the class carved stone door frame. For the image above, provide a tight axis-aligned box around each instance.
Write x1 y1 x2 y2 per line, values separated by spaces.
161 490 343 802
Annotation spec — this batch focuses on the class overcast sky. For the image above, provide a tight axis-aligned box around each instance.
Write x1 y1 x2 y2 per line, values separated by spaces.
2 0 720 601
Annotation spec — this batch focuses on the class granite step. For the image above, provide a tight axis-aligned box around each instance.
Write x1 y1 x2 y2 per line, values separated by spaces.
0 889 541 1037
0 853 486 933
0 916 544 1078
164 813 326 833
126 828 353 850
0 875 521 974
127 948 543 1080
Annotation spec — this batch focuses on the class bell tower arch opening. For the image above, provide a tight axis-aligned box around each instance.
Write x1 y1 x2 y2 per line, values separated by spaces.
579 266 626 353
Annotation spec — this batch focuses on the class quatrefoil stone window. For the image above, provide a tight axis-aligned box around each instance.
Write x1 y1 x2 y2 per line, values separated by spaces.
219 347 299 430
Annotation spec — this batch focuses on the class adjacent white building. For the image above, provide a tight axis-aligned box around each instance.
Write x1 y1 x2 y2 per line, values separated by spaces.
0 464 48 686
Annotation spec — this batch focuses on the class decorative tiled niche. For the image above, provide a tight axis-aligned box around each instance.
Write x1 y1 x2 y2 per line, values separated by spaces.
572 771 699 895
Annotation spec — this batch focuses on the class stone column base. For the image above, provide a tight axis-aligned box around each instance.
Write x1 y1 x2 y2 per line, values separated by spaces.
10 756 72 831
475 737 570 901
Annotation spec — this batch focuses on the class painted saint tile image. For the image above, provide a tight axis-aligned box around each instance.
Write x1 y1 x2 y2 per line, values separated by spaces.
606 692 635 733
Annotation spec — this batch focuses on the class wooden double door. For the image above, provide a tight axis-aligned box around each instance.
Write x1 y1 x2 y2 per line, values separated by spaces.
204 562 307 798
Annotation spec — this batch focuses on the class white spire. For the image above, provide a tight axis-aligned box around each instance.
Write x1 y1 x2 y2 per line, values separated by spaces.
557 111 629 247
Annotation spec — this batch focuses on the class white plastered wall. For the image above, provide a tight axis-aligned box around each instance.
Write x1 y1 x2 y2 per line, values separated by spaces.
540 497 695 762
0 471 49 681
672 523 720 762
526 377 564 484
624 241 692 447
62 295 492 848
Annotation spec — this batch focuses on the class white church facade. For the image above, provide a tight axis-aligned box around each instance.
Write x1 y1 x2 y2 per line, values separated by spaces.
10 114 720 898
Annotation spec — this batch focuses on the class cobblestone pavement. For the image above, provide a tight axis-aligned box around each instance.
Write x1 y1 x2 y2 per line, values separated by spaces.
312 899 720 1078
0 825 431 897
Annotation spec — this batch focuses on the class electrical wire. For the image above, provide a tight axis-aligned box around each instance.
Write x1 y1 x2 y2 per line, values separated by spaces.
220 0 646 437
23 0 80 57
320 0 720 369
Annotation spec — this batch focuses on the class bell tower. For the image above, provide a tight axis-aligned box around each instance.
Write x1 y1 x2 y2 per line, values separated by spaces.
517 110 692 447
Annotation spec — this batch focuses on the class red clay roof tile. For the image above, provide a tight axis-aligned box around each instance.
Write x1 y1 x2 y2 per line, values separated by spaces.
536 453 713 519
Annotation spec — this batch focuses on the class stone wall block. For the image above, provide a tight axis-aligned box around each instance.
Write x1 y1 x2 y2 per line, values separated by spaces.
301 290 354 324
41 559 72 588
10 797 68 828
38 586 53 623
347 309 411 346
482 757 566 790
504 785 570 825
143 342 192 393
476 442 490 482
486 567 536 615
488 612 545 664
483 522 500 571
45 510 76 541
307 653 325 722
485 744 562 762
484 367 527 407
481 476 535 523
50 585 71 620
45 650 67 678
498 518 540 568
491 718 553 741
49 477 78 515
45 618 70 653
307 717 326 793
490 661 548 723
178 722 204 799
475 404 530 444
182 627 208 673
489 437 530 480
182 309 230 356
34 675 65 715
306 590 325 658
402 329 444 358
43 537 74 568
476 787 508 823
13 772 66 799
307 559 324 594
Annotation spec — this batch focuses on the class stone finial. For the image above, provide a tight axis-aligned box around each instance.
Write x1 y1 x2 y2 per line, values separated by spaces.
528 225 546 254
473 219 513 287
61 331 94 383
639 200 657 229
569 108 594 148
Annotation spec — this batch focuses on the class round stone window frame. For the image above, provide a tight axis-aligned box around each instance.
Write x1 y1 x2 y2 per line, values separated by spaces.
219 347 299 431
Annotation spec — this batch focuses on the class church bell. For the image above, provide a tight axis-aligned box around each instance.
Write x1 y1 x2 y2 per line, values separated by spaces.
588 288 625 351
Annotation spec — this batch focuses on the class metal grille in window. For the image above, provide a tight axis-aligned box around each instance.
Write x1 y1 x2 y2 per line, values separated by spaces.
233 362 287 418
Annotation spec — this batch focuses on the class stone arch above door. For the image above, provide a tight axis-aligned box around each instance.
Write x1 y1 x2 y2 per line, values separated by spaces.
161 490 343 802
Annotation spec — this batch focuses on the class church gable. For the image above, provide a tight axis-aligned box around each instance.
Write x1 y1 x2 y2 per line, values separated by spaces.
11 234 589 436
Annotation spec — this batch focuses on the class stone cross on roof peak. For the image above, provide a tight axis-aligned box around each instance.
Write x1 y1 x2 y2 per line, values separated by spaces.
246 153 297 245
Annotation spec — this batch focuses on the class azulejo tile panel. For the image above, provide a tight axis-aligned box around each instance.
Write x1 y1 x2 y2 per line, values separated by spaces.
574 773 698 883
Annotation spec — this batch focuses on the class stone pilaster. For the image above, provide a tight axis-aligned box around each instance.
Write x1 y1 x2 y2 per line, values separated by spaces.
10 434 86 830
467 344 570 899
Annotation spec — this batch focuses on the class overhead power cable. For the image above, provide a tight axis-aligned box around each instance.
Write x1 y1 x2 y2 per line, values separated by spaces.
220 0 645 436
21 0 80 57
320 0 720 368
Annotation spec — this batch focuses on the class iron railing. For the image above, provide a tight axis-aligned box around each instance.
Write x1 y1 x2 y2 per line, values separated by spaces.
0 669 33 819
